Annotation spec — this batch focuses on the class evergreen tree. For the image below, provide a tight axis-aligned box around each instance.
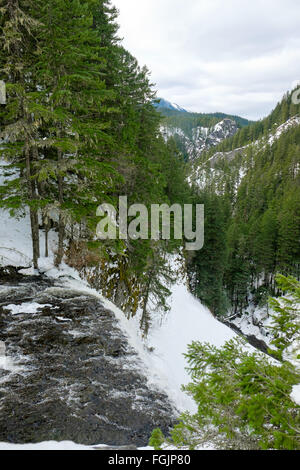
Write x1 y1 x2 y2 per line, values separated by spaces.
150 276 300 450
187 189 229 316
0 0 42 268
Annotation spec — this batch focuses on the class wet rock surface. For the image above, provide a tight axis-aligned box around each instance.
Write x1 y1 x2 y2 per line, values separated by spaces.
0 274 175 447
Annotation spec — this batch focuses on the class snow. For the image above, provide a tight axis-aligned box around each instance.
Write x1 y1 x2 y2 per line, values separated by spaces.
290 384 300 406
0 355 23 374
160 125 187 140
156 99 187 113
267 116 300 146
170 102 187 113
231 305 272 347
0 336 26 375
0 209 57 268
0 213 33 267
161 119 238 160
191 115 300 192
0 440 212 451
0 160 58 266
3 302 53 315
146 280 236 412
0 441 99 450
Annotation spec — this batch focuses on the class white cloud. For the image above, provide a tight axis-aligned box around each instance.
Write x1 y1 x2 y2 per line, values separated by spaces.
113 0 300 120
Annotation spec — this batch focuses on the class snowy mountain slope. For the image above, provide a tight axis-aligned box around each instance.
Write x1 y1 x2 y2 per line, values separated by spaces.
161 118 239 160
267 115 300 146
154 98 188 113
190 115 300 190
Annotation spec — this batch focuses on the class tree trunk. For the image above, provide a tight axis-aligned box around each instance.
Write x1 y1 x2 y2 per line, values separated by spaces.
25 145 40 269
44 217 50 258
55 150 65 267
140 269 153 336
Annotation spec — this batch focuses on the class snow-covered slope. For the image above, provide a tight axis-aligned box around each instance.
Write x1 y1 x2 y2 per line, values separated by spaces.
161 118 238 160
155 98 188 113
267 115 300 146
190 115 300 190
146 279 235 412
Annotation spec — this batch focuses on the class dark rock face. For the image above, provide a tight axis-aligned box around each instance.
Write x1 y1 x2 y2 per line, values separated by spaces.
204 119 238 148
0 275 175 447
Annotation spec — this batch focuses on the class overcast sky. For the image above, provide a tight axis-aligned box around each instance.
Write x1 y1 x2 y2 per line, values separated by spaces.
113 0 300 120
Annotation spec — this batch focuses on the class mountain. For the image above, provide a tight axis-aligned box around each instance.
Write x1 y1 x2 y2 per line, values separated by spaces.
190 114 300 188
161 118 239 160
186 88 300 321
156 99 251 160
154 98 188 113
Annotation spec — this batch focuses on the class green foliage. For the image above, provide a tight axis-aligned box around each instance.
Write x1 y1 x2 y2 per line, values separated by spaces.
268 274 300 361
149 428 165 450
151 276 300 450
158 107 250 139
203 89 300 158
186 189 230 316
189 112 300 315
0 0 192 330
152 338 300 450
225 125 300 312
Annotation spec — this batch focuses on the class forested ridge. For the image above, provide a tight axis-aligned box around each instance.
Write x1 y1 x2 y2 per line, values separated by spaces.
187 92 300 316
158 107 251 138
203 89 300 159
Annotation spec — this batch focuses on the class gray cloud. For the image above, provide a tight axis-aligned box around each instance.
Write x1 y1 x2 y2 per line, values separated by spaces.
113 0 300 120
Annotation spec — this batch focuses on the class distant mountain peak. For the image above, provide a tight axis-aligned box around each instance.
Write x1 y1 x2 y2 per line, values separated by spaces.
155 98 188 113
